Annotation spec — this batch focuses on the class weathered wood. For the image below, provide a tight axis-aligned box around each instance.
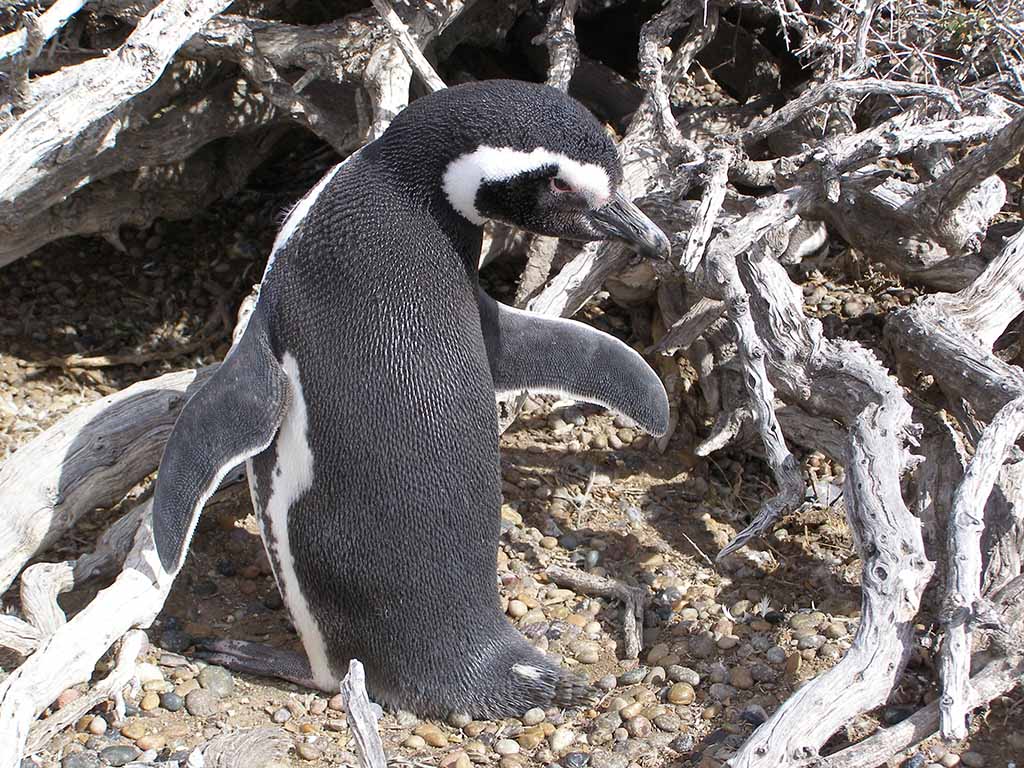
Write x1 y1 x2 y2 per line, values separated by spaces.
339 660 388 768
0 367 214 592
546 565 648 659
939 396 1024 738
201 726 290 768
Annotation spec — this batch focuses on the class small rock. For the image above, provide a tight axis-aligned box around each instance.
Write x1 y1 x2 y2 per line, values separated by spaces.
902 756 927 768
521 707 545 726
325 719 347 732
413 723 447 748
136 734 165 751
960 753 985 768
185 689 219 718
596 675 617 691
63 754 100 768
198 665 234 697
494 738 520 755
88 716 108 736
653 714 681 732
688 632 716 658
549 726 575 753
98 746 140 767
669 734 695 753
564 752 590 768
741 704 768 726
160 630 192 654
766 646 787 665
441 752 472 768
590 749 629 768
448 711 471 728
403 735 426 749
295 743 321 761
272 707 291 724
121 721 146 740
797 634 826 651
625 716 651 737
708 683 735 702
309 698 327 716
159 692 183 712
139 692 160 711
617 667 647 686
328 693 345 711
730 668 754 690
666 683 695 705
667 666 700 685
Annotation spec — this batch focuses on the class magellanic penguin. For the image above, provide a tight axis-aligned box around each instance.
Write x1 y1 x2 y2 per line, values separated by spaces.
152 80 671 718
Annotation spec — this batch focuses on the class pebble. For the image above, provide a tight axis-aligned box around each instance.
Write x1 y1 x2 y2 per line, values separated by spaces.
766 646 787 665
960 753 985 768
575 646 600 664
625 716 651 737
185 689 219 717
902 756 927 768
160 630 192 654
709 683 735 702
564 752 590 768
403 735 426 749
98 746 140 767
689 632 716 658
494 738 520 755
328 693 345 711
136 734 165 751
517 731 544 750
549 726 575 753
309 698 328 716
596 674 617 691
272 707 291 724
797 634 826 650
500 756 526 768
669 734 695 753
730 667 754 689
441 752 472 768
159 692 184 712
667 666 700 685
666 683 695 705
522 707 546 725
413 724 447 748
448 711 472 728
62 754 100 768
139 692 160 711
617 667 648 686
741 704 768 725
121 721 146 740
940 755 960 767
295 743 322 761
87 716 108 736
590 749 629 768
653 714 681 732
198 665 234 697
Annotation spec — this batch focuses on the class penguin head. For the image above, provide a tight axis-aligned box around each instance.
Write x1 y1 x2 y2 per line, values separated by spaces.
380 81 670 260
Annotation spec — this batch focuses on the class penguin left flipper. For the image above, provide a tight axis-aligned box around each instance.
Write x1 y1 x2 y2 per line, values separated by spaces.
478 289 670 437
152 315 290 573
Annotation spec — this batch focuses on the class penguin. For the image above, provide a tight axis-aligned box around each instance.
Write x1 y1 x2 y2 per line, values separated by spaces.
151 80 671 718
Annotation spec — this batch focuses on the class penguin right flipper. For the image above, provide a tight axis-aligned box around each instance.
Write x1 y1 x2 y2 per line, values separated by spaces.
478 289 670 437
152 316 290 573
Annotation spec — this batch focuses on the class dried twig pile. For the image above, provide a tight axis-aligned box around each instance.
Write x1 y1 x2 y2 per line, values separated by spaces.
0 0 1022 766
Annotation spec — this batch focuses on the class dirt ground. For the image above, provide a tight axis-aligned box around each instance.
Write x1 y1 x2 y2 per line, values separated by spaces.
2 182 1021 768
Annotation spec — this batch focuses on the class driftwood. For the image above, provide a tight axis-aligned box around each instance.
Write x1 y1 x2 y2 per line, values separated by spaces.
1 0 1023 765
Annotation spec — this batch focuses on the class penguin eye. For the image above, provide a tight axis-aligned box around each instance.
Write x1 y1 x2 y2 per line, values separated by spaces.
550 177 574 194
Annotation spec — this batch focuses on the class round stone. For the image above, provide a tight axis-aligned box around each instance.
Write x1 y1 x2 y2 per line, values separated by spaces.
766 646 787 665
666 683 695 705
295 742 322 761
521 707 545 726
596 675 617 691
403 735 426 749
185 688 220 717
709 683 735 701
136 734 165 751
62 754 100 768
507 600 528 618
575 647 600 664
517 731 544 750
328 693 345 711
98 746 140 767
87 716 107 736
413 724 447 747
160 629 192 654
653 714 681 732
139 692 160 711
198 665 235 697
666 665 700 685
730 667 754 690
564 752 590 768
121 721 146 740
549 726 575 753
625 716 651 738
272 707 291 724
617 667 647 686
448 711 471 728
960 753 985 768
494 738 520 755
159 692 184 712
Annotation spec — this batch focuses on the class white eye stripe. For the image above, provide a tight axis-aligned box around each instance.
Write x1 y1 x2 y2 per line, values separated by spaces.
443 145 612 224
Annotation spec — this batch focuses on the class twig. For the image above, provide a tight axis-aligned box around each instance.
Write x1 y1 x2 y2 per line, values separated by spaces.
546 565 648 659
339 660 387 768
679 148 730 272
368 0 446 93
533 0 580 92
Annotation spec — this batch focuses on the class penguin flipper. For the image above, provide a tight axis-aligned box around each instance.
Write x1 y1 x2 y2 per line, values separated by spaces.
152 318 290 573
478 289 670 436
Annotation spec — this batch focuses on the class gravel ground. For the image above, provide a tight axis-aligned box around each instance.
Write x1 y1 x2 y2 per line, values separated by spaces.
2 192 1021 768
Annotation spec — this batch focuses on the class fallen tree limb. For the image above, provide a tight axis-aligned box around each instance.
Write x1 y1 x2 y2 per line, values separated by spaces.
340 660 388 768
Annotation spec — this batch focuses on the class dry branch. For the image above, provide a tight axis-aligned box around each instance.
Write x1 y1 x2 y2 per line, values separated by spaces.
339 660 388 768
939 396 1024 738
546 565 648 659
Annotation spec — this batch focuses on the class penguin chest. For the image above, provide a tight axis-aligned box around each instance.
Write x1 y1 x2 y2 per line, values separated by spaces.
244 352 338 691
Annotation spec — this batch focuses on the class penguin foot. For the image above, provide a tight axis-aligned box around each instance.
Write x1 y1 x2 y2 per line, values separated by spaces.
467 639 599 718
192 638 323 691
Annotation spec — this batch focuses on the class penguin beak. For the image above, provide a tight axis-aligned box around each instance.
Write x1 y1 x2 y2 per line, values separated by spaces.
591 191 671 260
